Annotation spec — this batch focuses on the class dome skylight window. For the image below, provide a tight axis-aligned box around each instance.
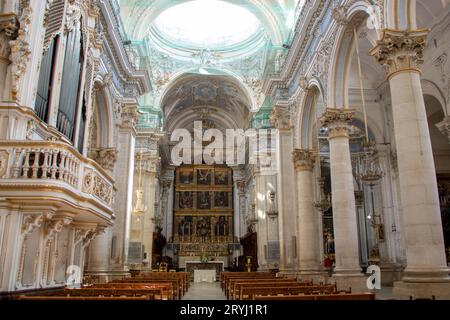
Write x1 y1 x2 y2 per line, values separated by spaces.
153 0 262 49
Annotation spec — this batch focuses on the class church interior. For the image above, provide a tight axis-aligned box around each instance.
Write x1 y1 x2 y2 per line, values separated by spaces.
0 0 450 301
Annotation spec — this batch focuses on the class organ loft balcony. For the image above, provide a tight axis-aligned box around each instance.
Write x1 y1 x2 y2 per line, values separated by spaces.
0 106 115 226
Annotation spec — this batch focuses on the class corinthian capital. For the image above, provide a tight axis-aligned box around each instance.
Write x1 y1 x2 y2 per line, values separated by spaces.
370 29 429 79
320 108 355 139
270 106 292 130
293 149 316 171
120 104 142 130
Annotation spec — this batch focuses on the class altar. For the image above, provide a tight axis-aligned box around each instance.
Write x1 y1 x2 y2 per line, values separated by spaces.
194 270 216 283
185 261 224 281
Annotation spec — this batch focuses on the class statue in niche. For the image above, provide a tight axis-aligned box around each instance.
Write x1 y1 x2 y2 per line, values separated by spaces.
197 192 211 209
178 217 192 237
215 216 228 236
179 192 193 209
324 229 335 254
197 169 211 185
152 226 167 265
215 192 228 207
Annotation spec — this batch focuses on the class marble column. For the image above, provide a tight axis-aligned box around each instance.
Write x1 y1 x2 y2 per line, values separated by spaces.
371 29 450 298
141 154 159 268
109 104 139 275
236 180 248 239
271 106 297 274
252 164 277 271
320 108 365 291
293 149 322 276
157 176 173 246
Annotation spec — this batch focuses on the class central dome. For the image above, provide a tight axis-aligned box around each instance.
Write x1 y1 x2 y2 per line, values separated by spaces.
153 0 262 49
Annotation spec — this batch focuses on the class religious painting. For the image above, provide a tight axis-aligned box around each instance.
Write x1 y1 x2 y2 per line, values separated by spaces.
214 191 229 208
214 170 228 185
178 191 194 209
197 169 211 185
197 191 211 209
179 170 194 184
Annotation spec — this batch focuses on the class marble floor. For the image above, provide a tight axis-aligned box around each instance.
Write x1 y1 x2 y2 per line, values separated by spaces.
182 282 227 300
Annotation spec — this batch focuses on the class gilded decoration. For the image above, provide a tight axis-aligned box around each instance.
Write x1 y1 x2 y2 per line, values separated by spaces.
173 165 234 256
83 168 113 206
370 29 429 78
270 106 292 130
319 108 355 139
292 149 316 171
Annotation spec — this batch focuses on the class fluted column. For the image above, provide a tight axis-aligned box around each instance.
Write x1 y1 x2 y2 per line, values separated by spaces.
320 108 365 290
371 30 450 297
293 149 321 274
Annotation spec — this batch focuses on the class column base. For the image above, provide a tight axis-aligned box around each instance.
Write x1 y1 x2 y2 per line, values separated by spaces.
393 280 450 299
298 270 329 284
332 272 369 293
376 262 404 286
84 270 131 283
401 267 450 283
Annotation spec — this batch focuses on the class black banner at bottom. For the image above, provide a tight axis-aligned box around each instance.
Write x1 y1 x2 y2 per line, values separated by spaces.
1 299 449 319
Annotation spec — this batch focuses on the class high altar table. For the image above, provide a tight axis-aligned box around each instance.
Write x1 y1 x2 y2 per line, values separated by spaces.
185 261 224 281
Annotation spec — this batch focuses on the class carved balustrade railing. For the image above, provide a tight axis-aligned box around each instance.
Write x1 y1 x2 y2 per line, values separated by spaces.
0 140 115 210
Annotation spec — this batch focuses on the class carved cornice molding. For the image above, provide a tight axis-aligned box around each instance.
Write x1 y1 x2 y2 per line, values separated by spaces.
320 108 355 139
293 149 316 171
370 29 429 79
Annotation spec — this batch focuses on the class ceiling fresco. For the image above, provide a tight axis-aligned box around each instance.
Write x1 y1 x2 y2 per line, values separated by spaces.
113 0 305 130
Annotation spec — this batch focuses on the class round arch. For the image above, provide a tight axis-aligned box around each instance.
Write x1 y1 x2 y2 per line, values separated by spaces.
297 81 325 150
327 2 379 109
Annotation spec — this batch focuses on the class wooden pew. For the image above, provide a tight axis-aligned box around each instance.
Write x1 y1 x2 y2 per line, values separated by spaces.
109 280 180 299
252 292 376 300
225 276 286 298
220 272 273 289
18 295 153 301
224 275 279 296
63 287 171 300
240 284 338 300
87 283 175 300
233 281 314 300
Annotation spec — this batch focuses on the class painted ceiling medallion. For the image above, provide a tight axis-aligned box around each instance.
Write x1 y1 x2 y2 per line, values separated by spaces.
193 83 218 103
